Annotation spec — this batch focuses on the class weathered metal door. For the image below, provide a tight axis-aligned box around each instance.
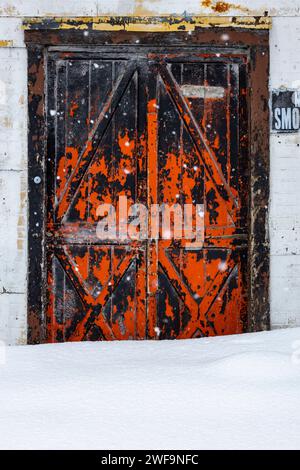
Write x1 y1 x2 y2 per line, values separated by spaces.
46 50 249 341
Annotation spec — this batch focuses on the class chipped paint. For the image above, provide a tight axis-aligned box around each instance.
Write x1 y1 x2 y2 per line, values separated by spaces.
0 40 13 47
0 5 17 16
201 1 250 14
23 15 272 32
1 116 13 128
0 5 300 347
25 29 271 343
17 175 26 252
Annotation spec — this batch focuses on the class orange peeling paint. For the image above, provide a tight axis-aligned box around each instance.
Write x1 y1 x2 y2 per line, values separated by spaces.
69 101 79 117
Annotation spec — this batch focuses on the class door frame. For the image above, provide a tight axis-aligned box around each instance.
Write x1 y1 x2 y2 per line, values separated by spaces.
25 23 270 344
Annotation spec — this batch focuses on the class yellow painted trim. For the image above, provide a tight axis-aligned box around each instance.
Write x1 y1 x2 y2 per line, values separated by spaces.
23 16 272 31
0 40 13 47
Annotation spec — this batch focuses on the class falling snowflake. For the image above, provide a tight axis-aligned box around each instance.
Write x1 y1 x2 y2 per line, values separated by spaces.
218 261 227 272
154 326 161 337
163 230 171 239
221 33 229 41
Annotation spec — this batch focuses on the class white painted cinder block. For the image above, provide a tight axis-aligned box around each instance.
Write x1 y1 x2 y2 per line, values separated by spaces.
0 0 300 18
0 2 300 343
0 34 28 344
0 17 24 47
0 293 27 344
269 16 300 328
0 48 27 171
0 170 27 345
0 0 98 17
0 171 27 293
270 254 300 328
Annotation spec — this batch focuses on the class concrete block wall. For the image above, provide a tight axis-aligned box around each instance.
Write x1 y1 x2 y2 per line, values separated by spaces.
0 32 27 344
269 16 300 328
0 1 299 344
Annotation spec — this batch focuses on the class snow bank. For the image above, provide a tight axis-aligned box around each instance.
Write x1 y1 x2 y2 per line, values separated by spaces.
0 328 300 450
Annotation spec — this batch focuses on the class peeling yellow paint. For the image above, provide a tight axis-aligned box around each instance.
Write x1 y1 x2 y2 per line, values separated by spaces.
23 16 272 31
0 40 13 47
50 22 89 30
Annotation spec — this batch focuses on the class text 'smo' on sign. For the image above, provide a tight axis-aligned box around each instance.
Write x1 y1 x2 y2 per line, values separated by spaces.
272 89 300 133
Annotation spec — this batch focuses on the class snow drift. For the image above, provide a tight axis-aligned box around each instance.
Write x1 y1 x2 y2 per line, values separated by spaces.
0 328 300 449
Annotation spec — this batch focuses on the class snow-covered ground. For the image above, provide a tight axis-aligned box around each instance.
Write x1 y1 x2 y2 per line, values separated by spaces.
0 328 300 450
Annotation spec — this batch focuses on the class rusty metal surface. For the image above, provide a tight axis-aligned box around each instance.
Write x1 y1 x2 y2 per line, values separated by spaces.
26 30 270 343
27 44 46 343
